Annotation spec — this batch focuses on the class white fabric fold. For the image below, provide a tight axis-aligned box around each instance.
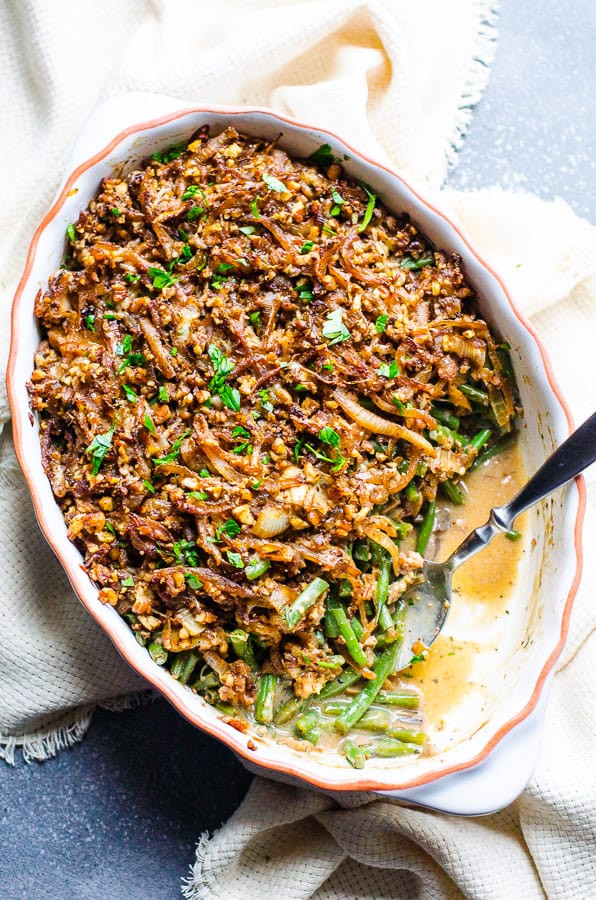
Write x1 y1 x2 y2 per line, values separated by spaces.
1 1 594 898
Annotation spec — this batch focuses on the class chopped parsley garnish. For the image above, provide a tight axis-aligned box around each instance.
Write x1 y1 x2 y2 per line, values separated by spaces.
121 575 135 587
186 205 204 221
322 308 351 345
116 335 146 374
375 314 389 333
169 347 178 357
217 262 235 273
379 360 400 378
300 241 314 255
153 430 191 465
182 185 200 200
187 490 208 501
321 224 337 236
111 208 120 218
124 273 140 283
250 196 261 218
66 224 76 242
409 653 426 665
232 425 253 455
172 539 200 567
86 428 114 475
103 313 116 321
226 551 244 569
178 228 189 241
249 310 261 331
393 396 406 413
84 314 95 332
330 188 345 216
215 519 241 541
207 344 241 411
122 384 138 402
307 143 337 166
185 574 203 590
152 144 185 164
251 478 263 489
143 414 156 435
262 173 287 193
199 468 210 478
319 426 340 447
148 266 178 290
158 385 169 403
399 254 434 270
321 362 334 371
239 225 256 236
258 389 273 412
143 479 155 493
298 288 313 301
313 426 345 472
358 186 376 232
293 436 306 463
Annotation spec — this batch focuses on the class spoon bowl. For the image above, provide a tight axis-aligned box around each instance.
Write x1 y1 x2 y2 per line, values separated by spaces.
395 411 596 671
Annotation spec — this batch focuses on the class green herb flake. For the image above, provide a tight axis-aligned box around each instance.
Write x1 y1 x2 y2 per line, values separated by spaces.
103 313 116 321
258 389 274 413
300 241 314 255
375 314 389 333
249 310 261 331
399 254 434 270
250 196 261 219
319 426 340 448
153 430 191 465
152 144 185 164
122 384 138 402
187 491 208 501
186 205 204 221
321 224 337 236
143 479 155 494
185 574 203 590
199 468 210 478
182 185 200 200
86 428 114 476
379 360 400 378
251 478 263 489
111 208 120 218
84 314 95 332
262 173 287 193
358 186 376 233
170 347 178 357
124 273 140 283
321 363 334 371
143 414 156 435
172 539 200 567
226 551 245 569
322 308 351 346
66 224 76 242
207 344 240 411
215 519 241 541
307 144 336 166
121 575 135 587
331 188 345 206
298 288 313 301
239 225 256 236
157 386 169 403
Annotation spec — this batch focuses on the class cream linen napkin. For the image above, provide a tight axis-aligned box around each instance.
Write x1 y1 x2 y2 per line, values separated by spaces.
1 1 595 898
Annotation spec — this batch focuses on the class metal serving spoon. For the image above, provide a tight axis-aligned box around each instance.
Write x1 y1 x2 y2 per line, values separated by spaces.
394 411 596 672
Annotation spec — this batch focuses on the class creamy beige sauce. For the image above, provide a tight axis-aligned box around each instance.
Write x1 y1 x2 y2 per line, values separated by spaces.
405 444 526 749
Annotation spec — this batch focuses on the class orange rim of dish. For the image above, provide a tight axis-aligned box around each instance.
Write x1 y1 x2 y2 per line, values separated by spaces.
7 105 586 793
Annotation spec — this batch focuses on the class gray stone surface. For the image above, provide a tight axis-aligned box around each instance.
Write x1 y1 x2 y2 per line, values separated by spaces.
2 3 594 898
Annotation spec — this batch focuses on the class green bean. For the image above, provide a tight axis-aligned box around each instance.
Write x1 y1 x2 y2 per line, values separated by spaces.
255 674 277 723
322 702 392 733
460 382 489 405
353 540 371 562
334 640 402 734
245 557 271 580
376 690 420 709
273 695 305 725
441 480 466 505
431 406 460 430
294 710 320 745
415 500 436 555
324 594 341 639
429 424 470 448
373 545 392 625
343 740 371 769
378 605 394 632
350 615 364 640
331 607 368 668
215 703 236 715
469 434 515 470
505 529 522 541
469 427 492 453
318 669 362 699
405 482 420 504
148 636 168 666
385 728 426 745
170 650 200 684
373 738 421 757
392 520 412 541
283 577 329 629
229 629 258 669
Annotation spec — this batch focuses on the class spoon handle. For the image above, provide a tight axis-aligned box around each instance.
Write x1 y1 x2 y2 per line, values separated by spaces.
448 411 596 571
